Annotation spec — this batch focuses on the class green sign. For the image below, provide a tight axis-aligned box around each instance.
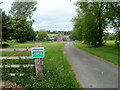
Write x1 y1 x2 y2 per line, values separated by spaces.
31 47 45 58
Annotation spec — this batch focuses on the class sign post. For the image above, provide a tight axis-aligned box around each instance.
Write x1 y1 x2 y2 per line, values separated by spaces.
32 44 44 80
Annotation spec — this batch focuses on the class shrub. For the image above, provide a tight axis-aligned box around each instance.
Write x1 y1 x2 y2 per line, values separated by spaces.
2 41 10 48
2 40 16 48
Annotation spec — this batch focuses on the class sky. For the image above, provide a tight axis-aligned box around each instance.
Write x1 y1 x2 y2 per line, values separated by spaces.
1 0 115 33
1 0 78 31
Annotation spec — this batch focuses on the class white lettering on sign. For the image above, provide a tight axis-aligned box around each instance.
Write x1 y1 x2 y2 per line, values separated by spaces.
31 47 45 58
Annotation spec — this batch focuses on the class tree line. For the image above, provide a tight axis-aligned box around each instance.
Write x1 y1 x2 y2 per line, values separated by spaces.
2 2 37 43
47 30 71 35
35 30 71 41
70 2 119 47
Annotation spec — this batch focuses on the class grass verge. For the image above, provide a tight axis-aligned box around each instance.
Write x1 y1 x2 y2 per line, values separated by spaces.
2 41 80 88
73 41 118 66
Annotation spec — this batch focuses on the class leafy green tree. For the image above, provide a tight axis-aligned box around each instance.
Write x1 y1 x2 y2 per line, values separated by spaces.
107 3 120 46
37 30 49 41
8 2 37 42
70 14 83 41
72 2 119 47
9 2 37 20
70 29 80 41
0 3 2 41
2 11 13 41
27 29 36 41
11 16 35 43
9 2 37 26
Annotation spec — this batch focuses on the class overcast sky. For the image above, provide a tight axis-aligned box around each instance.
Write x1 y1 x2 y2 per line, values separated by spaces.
1 0 78 31
1 0 115 33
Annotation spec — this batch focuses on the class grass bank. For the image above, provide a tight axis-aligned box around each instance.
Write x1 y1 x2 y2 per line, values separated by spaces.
73 41 118 66
2 41 80 88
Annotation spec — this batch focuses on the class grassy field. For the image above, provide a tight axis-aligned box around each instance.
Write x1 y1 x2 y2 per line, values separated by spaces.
1 41 80 88
73 41 119 66
48 34 58 37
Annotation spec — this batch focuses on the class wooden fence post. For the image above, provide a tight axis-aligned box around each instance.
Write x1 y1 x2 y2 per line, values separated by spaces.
34 44 44 80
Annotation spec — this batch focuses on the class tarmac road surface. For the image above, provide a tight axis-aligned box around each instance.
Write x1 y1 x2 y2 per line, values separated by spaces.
64 42 118 88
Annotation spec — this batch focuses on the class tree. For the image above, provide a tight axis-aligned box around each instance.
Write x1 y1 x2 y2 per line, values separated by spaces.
9 2 37 21
70 29 80 41
9 2 37 28
71 2 119 47
2 11 13 41
107 3 120 46
11 16 36 43
27 29 36 41
8 2 37 42
0 3 2 41
70 14 83 41
37 30 49 41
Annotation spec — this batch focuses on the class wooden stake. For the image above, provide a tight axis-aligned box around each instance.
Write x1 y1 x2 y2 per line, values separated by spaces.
34 44 44 80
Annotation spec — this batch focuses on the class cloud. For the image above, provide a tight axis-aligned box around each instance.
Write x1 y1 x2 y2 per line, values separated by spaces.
32 0 77 31
1 0 78 31
1 0 14 13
